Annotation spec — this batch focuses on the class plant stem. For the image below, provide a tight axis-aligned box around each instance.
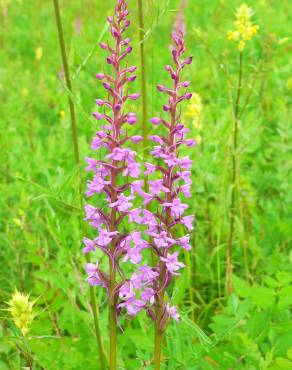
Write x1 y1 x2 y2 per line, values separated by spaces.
138 0 158 269
23 336 33 370
53 0 79 165
88 272 106 370
153 326 163 370
185 249 195 320
138 0 147 152
153 272 165 370
226 52 243 294
109 263 117 370
53 1 105 367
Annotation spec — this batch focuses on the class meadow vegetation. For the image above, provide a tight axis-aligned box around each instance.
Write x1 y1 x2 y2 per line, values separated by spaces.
0 0 291 369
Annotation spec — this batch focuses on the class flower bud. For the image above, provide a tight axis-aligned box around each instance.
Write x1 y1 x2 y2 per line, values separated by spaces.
99 42 107 50
184 56 193 65
184 93 192 100
127 75 136 82
131 135 143 143
181 81 190 87
95 99 104 106
151 117 160 125
128 93 140 100
95 73 105 80
113 104 121 111
103 82 111 90
125 46 133 54
175 124 184 133
93 112 104 120
185 139 196 147
111 27 120 38
124 20 130 28
127 113 137 125
107 56 114 65
157 85 166 92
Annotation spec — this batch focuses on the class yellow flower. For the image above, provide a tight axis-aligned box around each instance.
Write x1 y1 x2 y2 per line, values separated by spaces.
35 47 43 61
227 4 259 51
185 93 203 129
7 290 35 336
60 110 65 118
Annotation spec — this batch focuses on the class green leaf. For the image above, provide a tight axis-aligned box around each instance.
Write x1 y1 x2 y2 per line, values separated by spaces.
231 274 252 297
251 286 275 309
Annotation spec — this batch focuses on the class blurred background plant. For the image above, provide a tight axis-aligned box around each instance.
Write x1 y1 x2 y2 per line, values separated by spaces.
0 0 291 369
5 290 35 368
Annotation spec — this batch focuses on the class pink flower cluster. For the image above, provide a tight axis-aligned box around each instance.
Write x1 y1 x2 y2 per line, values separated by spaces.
83 0 194 330
121 29 194 328
83 1 146 296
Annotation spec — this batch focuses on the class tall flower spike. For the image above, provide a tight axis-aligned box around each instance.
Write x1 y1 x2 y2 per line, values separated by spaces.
83 1 144 367
128 25 194 366
151 28 195 367
148 28 195 327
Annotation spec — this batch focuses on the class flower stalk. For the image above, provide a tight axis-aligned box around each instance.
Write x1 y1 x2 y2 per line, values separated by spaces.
83 1 144 368
137 0 148 153
128 29 194 368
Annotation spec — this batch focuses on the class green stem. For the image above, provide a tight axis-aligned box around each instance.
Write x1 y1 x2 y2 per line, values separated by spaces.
138 0 157 269
53 1 105 367
53 0 79 165
153 326 163 370
108 160 117 369
238 193 250 280
23 336 33 370
109 264 117 370
137 0 148 154
185 249 195 320
226 51 243 294
153 284 164 370
87 257 107 370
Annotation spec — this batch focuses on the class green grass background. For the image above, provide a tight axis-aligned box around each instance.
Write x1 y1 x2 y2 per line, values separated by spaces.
0 0 291 369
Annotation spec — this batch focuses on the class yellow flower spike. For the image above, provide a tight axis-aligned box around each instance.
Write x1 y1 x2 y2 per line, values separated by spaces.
7 290 35 336
35 47 43 61
60 110 65 118
227 3 259 51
